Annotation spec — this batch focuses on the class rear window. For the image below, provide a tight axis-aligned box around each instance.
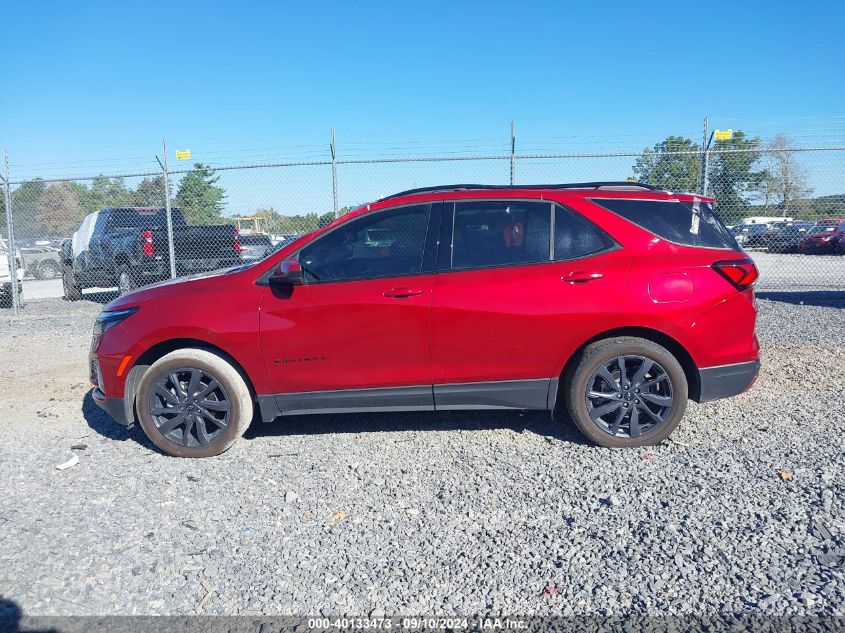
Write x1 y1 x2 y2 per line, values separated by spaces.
593 199 739 250
107 208 186 229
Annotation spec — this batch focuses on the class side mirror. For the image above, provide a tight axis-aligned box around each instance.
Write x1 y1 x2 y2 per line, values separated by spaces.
269 258 303 286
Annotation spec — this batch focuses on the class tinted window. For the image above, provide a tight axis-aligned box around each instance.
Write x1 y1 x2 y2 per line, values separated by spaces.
595 199 739 249
452 200 550 269
554 205 613 260
299 205 430 282
107 208 186 229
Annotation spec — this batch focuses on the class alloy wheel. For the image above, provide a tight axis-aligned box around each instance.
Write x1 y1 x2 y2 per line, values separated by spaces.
148 368 231 447
585 355 674 439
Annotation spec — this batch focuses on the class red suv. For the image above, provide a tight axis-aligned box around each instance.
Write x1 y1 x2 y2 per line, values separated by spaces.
90 183 760 457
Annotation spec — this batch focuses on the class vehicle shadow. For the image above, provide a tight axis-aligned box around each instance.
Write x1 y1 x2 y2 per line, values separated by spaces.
81 388 586 450
757 290 845 308
80 391 157 451
244 408 586 445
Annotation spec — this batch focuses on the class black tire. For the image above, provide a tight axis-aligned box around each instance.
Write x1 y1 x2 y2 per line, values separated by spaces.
563 336 688 448
117 266 137 296
38 260 60 280
62 266 82 301
136 348 253 458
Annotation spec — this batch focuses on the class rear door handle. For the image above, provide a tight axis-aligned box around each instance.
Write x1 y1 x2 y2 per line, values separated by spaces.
561 271 604 283
383 287 424 298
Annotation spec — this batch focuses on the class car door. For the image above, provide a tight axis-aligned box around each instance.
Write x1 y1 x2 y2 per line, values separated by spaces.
260 202 441 413
430 199 629 409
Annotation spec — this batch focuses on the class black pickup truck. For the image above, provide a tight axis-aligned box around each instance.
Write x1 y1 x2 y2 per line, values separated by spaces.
61 207 242 299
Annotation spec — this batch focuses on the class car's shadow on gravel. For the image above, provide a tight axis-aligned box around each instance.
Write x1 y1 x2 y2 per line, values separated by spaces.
81 391 157 451
757 290 845 308
82 390 587 452
244 409 588 445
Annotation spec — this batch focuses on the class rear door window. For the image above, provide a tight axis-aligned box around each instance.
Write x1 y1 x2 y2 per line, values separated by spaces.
451 200 550 269
593 198 739 250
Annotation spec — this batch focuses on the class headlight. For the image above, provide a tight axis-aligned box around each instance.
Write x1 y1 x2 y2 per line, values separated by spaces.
93 307 139 335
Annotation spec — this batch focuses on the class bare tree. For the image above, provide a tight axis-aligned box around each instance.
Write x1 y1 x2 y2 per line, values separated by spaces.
759 135 813 214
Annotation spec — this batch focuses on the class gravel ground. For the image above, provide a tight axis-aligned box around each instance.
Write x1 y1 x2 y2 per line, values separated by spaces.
0 293 843 618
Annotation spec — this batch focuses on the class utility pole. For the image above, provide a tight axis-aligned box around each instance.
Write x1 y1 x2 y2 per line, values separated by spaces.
331 128 339 219
510 121 516 186
2 150 20 315
158 140 177 279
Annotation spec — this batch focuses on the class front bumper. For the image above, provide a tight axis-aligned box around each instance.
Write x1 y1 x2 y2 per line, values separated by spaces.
697 359 760 403
92 388 133 427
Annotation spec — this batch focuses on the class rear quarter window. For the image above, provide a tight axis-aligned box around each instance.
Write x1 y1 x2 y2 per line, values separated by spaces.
593 199 739 250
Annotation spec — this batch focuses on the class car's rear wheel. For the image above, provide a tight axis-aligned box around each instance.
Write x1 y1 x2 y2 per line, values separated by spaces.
564 336 688 448
38 260 60 280
136 349 253 457
62 266 82 301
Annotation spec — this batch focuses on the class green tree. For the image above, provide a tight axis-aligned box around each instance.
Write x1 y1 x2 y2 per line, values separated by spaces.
632 136 702 192
174 163 226 224
35 181 85 237
707 130 766 222
10 179 47 238
83 176 132 213
130 175 168 207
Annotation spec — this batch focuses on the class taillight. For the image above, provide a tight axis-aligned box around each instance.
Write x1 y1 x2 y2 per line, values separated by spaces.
141 230 155 257
234 229 243 253
712 258 759 291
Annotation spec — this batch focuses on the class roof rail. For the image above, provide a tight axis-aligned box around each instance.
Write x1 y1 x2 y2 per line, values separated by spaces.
376 182 662 202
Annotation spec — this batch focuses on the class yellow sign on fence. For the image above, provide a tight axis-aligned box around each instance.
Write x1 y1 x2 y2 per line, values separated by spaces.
175 149 191 160
714 129 733 141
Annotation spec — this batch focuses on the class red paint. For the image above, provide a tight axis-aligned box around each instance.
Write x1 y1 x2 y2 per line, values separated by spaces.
92 187 759 402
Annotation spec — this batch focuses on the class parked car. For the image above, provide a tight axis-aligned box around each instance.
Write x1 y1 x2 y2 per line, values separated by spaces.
237 233 274 263
0 236 25 308
21 245 62 280
765 221 814 253
798 219 845 254
89 182 760 457
833 233 845 256
731 223 770 248
61 207 242 299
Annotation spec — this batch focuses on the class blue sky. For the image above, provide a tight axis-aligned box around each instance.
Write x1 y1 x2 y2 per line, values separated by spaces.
2 0 844 213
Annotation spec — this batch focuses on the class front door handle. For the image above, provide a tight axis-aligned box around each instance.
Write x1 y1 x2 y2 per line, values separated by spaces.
561 271 604 283
383 287 424 298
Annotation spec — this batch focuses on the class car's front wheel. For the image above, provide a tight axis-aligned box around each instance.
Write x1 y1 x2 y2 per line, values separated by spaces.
117 266 137 296
564 336 688 448
136 349 254 457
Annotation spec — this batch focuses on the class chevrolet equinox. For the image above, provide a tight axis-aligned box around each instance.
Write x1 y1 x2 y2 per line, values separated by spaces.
90 183 760 457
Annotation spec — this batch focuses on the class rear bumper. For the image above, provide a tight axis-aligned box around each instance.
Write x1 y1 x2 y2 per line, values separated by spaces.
697 360 760 403
92 388 133 427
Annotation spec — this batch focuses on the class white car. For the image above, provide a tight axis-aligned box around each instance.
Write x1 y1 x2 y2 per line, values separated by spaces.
0 236 25 308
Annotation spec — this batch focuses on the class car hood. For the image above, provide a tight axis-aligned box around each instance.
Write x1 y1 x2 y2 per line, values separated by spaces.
103 264 254 310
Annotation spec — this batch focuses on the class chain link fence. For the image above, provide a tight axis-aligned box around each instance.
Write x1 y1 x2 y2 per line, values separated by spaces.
2 140 844 315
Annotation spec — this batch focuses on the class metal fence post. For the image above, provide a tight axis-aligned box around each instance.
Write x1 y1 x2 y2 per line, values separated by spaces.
2 150 21 316
331 128 339 218
701 116 710 196
510 121 516 185
161 140 177 279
